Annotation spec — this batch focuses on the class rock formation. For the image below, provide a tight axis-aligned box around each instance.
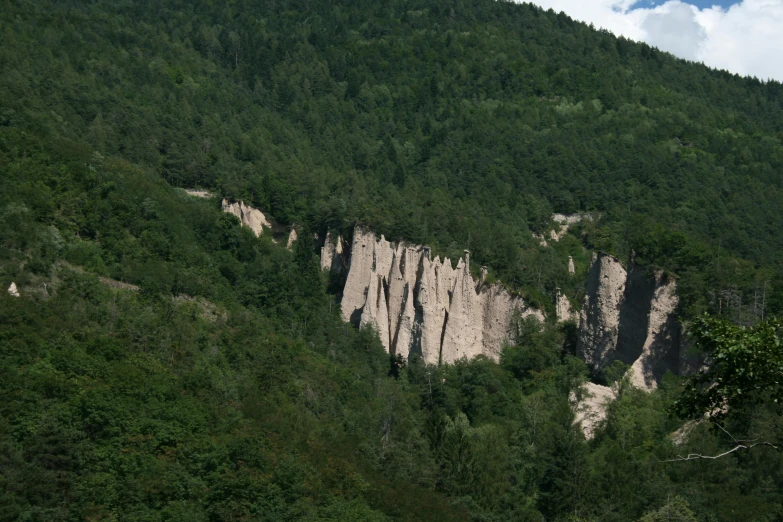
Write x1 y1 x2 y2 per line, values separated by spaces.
7 282 19 297
552 213 589 226
556 289 577 322
547 213 593 243
330 226 542 364
572 382 615 439
320 232 347 272
578 254 627 371
629 273 679 390
221 199 271 237
550 227 568 241
578 254 681 391
571 253 685 435
532 233 548 247
568 256 575 274
441 254 483 362
417 252 457 364
286 229 298 249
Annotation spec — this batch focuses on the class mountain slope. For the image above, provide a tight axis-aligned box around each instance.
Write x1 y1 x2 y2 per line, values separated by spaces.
2 0 782 318
1 0 783 520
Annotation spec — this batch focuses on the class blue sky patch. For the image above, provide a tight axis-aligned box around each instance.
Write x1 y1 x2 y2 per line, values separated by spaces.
635 0 740 9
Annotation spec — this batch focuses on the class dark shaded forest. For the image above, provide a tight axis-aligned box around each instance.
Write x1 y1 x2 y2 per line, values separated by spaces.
1 0 782 520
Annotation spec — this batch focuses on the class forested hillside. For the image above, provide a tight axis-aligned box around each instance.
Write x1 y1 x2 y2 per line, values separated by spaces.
4 0 783 316
1 0 782 520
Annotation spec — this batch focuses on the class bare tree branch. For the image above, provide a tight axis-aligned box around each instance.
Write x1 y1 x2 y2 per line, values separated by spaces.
662 441 779 462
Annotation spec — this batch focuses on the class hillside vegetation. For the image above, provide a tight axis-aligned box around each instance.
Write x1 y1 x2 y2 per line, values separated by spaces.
1 0 782 520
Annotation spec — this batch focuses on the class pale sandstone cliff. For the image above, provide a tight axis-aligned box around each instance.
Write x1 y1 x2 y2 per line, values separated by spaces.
327 227 684 436
578 254 682 391
629 274 679 390
578 254 627 371
556 289 577 322
387 245 420 360
550 227 569 241
330 226 541 364
221 199 272 237
7 282 19 297
533 233 548 247
573 255 684 436
360 273 391 352
286 229 298 249
552 213 587 225
441 254 485 363
330 225 682 414
417 253 456 364
480 284 543 359
340 228 377 324
320 232 347 272
547 213 592 243
572 382 615 439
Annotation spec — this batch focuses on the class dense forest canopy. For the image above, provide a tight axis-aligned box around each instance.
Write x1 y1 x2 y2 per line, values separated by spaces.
3 0 783 317
1 0 782 520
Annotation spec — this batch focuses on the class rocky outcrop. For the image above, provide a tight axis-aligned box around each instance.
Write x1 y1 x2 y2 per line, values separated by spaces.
578 254 627 371
481 284 543 359
556 289 577 322
670 419 701 446
550 227 569 241
568 256 575 274
330 226 542 364
340 228 378 324
221 199 271 237
533 233 548 247
417 253 457 364
547 213 594 243
441 255 485 363
286 229 298 249
533 214 597 246
569 252 684 436
629 274 679 390
572 382 615 439
578 254 682 390
7 282 19 297
360 273 391 352
552 213 589 225
320 232 347 272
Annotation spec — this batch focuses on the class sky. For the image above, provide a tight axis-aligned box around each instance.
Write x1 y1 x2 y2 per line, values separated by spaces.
522 0 783 82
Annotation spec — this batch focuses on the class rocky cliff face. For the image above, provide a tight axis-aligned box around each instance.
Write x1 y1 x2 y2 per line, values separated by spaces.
326 226 683 391
556 289 577 322
331 226 542 364
572 382 615 439
578 254 627 371
578 253 681 390
320 232 347 273
629 274 680 389
286 229 298 249
221 199 271 237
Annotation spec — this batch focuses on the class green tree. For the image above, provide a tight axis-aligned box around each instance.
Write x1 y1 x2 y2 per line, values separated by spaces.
676 315 783 422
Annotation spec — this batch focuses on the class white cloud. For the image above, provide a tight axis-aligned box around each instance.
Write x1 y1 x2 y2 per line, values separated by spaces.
523 0 783 81
641 3 706 60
